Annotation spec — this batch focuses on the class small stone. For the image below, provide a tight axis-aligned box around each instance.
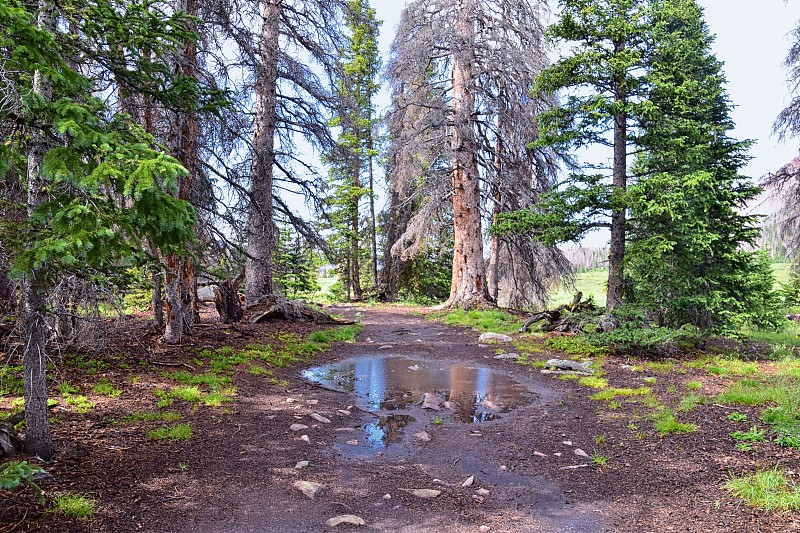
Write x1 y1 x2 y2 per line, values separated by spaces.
476 488 491 497
574 448 590 458
443 401 457 410
409 489 441 499
494 353 520 360
560 464 589 471
334 427 356 432
461 476 475 488
286 398 298 403
366 337 373 343
415 431 431 442
293 480 323 499
310 413 332 424
420 392 444 410
379 345 394 350
337 410 352 416
499 465 508 472
290 424 309 432
382 493 392 500
562 441 572 446
408 365 420 371
306 399 319 405
553 452 562 457
533 451 547 457
295 461 310 469
300 435 311 443
346 440 359 446
479 332 514 343
326 515 366 528
480 527 491 533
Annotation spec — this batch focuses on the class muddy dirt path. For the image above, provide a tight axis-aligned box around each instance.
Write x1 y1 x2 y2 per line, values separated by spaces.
151 307 611 533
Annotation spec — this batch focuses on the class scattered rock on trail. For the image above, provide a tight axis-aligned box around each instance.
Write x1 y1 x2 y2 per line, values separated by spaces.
574 448 590 458
476 488 491 497
543 359 594 375
290 424 309 432
408 489 442 499
461 476 475 488
300 435 311 443
325 515 366 528
415 431 431 442
494 353 520 360
310 413 332 424
293 480 323 499
295 461 310 469
419 392 444 410
379 345 393 350
479 332 514 343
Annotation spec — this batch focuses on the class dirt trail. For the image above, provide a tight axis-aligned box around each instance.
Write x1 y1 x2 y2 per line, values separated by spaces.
154 307 611 533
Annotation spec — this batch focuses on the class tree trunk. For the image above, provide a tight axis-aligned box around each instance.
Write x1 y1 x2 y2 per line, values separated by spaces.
161 0 199 343
489 123 503 302
607 39 627 312
22 0 55 460
246 0 281 304
378 186 407 302
444 1 491 310
350 164 362 300
368 126 378 289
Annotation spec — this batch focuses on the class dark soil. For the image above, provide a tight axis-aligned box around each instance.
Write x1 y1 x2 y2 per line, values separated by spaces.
2 305 799 532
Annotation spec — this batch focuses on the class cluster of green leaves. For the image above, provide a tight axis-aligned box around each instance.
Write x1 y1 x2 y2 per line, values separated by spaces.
439 309 519 335
0 461 45 499
146 422 193 442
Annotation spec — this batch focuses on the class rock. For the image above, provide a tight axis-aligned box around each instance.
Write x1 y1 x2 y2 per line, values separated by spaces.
480 527 491 533
366 337 373 343
544 359 594 374
295 461 310 469
476 488 491 497
479 332 514 343
325 515 366 527
499 465 508 472
461 476 475 488
533 451 547 457
409 489 441 499
494 353 520 360
408 365 420 371
286 398 298 403
383 493 392 500
300 435 311 443
419 392 444 411
334 427 357 432
337 410 352 416
559 464 589 471
290 424 309 432
379 345 393 350
443 401 457 410
553 452 562 457
306 399 319 405
562 440 573 446
346 440 359 446
310 413 332 424
415 431 431 442
574 448 589 458
293 480 323 499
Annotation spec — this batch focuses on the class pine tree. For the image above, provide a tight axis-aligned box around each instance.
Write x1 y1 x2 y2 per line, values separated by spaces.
626 0 781 331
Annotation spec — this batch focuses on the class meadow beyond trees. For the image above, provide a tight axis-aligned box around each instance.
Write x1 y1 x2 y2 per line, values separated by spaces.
3 0 800 530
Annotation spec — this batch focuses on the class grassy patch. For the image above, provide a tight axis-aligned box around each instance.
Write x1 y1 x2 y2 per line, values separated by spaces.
247 365 273 376
51 492 95 519
63 394 95 413
579 376 608 389
728 412 748 423
652 410 697 436
590 387 651 402
64 354 108 374
169 386 203 403
92 378 122 398
56 381 79 395
724 469 800 511
147 423 193 441
438 309 519 334
731 426 768 443
0 365 24 396
544 336 607 358
677 392 706 412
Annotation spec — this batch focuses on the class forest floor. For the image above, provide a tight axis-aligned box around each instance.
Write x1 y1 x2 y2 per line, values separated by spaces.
1 304 800 532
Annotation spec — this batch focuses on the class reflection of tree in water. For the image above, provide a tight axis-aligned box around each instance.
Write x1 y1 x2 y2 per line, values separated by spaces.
369 415 415 447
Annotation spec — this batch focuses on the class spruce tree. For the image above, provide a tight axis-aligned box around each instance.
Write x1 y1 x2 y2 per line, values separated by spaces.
626 0 781 331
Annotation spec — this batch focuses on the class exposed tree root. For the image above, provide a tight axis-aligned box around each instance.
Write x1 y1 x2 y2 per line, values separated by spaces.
247 295 351 325
520 292 601 333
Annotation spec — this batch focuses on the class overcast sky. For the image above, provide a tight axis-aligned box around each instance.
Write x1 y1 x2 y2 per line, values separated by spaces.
372 0 800 182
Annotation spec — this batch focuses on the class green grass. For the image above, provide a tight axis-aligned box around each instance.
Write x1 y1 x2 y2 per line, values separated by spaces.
724 469 800 511
731 425 768 443
56 381 79 395
684 380 703 390
652 410 697 436
0 365 24 396
147 423 193 441
92 378 122 398
438 309 520 334
677 392 706 412
728 412 748 423
590 387 651 401
579 376 609 389
548 269 608 308
51 492 95 519
165 371 231 390
63 394 95 413
545 336 607 358
591 451 610 466
169 386 203 403
247 365 273 376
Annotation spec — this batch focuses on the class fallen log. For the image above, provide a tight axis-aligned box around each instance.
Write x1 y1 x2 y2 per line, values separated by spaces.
520 292 601 333
248 295 351 325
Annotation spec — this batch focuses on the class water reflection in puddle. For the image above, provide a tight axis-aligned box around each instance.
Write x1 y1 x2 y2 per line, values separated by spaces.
364 415 415 448
302 356 532 426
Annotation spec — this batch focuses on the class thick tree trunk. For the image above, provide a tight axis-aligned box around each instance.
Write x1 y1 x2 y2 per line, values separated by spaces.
444 1 491 310
607 40 627 312
246 0 281 304
22 0 55 460
489 128 503 302
378 187 408 302
162 0 199 343
368 128 378 289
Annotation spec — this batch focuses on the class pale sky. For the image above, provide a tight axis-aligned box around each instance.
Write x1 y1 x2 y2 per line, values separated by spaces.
373 0 800 182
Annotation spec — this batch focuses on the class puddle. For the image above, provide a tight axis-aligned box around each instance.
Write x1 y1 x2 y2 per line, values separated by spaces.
302 356 532 424
363 414 415 448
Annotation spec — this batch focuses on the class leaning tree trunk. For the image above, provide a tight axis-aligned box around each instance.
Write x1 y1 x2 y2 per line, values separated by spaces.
21 0 55 460
443 1 491 310
606 39 627 312
246 0 281 304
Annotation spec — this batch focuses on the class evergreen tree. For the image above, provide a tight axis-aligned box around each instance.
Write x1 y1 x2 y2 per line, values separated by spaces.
626 0 781 331
326 0 382 300
275 226 319 299
0 0 198 458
